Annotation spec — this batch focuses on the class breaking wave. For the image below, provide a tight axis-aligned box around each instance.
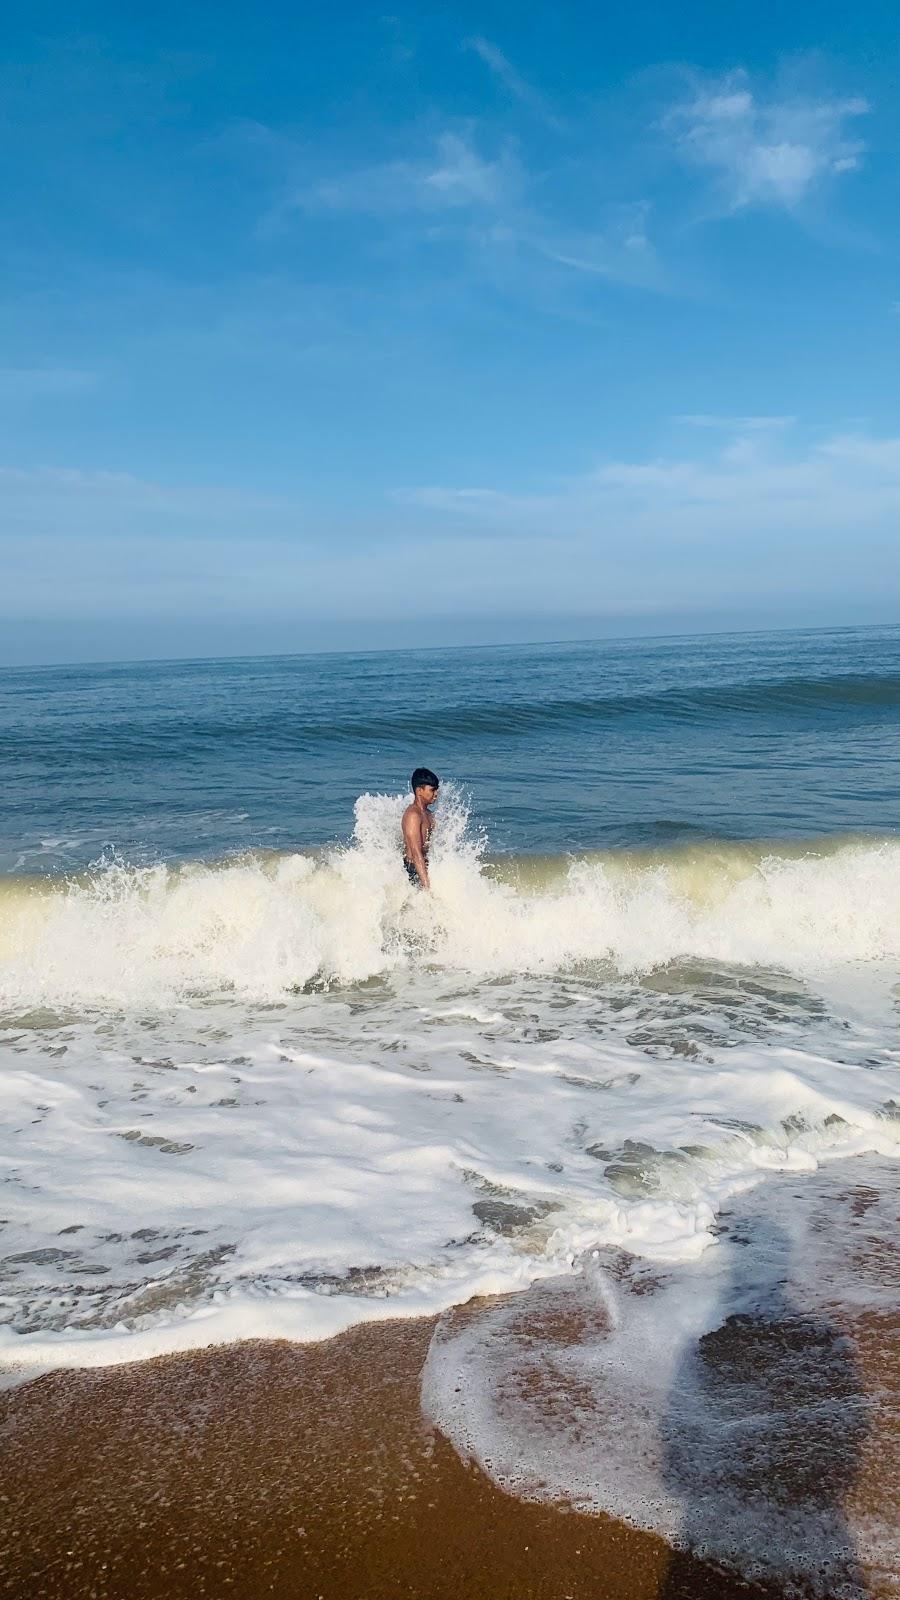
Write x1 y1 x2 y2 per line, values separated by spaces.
1 788 899 1011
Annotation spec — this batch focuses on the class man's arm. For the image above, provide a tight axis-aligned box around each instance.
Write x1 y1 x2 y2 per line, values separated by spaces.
402 808 430 889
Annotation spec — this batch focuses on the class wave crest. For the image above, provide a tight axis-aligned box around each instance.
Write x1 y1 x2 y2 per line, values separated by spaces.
1 791 899 1010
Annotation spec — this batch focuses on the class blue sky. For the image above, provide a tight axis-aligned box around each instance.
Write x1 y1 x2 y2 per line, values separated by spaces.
2 1 899 664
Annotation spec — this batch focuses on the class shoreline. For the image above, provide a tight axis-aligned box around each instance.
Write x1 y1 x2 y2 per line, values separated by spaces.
0 1314 803 1600
2 1165 896 1600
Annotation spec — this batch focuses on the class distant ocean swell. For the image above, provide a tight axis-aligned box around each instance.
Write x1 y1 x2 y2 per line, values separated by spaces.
3 669 899 766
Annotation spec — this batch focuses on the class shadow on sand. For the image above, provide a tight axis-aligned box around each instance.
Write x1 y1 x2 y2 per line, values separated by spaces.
659 1216 870 1600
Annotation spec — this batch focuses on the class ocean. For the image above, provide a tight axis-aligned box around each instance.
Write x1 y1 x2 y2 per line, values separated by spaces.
2 623 899 1592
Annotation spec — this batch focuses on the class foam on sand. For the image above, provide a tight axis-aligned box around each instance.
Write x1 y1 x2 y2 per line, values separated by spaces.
423 1156 900 1597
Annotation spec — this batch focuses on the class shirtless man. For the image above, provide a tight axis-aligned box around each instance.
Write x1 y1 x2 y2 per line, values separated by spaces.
402 767 439 889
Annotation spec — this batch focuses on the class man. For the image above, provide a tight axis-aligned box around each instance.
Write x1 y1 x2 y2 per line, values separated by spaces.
402 767 439 889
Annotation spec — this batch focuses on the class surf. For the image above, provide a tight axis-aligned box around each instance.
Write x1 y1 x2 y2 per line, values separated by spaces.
0 785 897 1400
1 787 899 1011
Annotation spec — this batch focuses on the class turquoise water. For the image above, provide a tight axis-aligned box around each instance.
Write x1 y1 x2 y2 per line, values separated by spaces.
2 623 899 873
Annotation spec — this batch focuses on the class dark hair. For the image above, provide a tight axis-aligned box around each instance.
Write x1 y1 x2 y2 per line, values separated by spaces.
411 767 439 791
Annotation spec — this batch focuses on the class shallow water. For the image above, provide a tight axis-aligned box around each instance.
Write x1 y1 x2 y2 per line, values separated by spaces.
424 1153 900 1597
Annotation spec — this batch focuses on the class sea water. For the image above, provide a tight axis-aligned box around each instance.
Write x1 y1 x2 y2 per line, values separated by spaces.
1 625 899 1591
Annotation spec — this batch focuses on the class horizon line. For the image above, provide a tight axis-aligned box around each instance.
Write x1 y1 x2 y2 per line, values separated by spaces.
1 616 898 675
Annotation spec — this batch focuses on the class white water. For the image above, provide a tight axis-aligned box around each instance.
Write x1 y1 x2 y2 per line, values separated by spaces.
0 791 898 1386
423 1157 900 1595
1 792 900 1008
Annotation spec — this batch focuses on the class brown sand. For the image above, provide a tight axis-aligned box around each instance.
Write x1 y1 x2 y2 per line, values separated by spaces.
0 1315 800 1600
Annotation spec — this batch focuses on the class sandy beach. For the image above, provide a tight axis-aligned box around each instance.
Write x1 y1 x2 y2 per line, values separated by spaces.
0 1316 778 1600
3 1274 897 1600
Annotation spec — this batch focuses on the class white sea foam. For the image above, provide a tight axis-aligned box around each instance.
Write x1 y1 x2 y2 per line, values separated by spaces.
1 789 899 1010
422 1157 900 1594
0 792 898 1381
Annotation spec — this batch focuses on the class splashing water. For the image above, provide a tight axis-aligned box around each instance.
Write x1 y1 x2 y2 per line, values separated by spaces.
1 787 899 1010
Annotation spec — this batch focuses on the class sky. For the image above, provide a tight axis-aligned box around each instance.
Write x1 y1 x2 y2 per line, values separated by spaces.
2 0 900 665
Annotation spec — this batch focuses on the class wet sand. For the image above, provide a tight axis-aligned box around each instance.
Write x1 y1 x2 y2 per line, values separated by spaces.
0 1314 806 1600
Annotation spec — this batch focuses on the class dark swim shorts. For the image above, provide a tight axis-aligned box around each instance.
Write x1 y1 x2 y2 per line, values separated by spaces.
403 857 422 887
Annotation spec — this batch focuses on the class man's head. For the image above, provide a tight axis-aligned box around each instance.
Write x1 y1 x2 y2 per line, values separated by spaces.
411 766 440 805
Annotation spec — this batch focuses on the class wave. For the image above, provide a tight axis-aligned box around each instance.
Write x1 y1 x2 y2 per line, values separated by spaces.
3 671 898 764
1 790 899 1010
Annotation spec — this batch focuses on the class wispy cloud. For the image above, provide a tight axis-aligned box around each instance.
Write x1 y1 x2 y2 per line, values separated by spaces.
818 433 900 471
465 36 563 129
296 130 519 215
676 413 795 431
263 58 872 313
3 427 898 638
0 462 570 627
397 421 900 544
282 123 664 296
533 201 658 282
664 70 869 210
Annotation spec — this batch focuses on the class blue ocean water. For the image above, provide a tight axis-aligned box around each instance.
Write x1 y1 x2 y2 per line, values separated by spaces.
1 623 899 874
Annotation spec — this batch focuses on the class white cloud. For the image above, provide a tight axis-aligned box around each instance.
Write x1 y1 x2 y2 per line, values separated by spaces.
398 423 900 543
295 130 518 216
268 61 871 305
665 70 869 210
422 132 511 205
287 123 663 295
